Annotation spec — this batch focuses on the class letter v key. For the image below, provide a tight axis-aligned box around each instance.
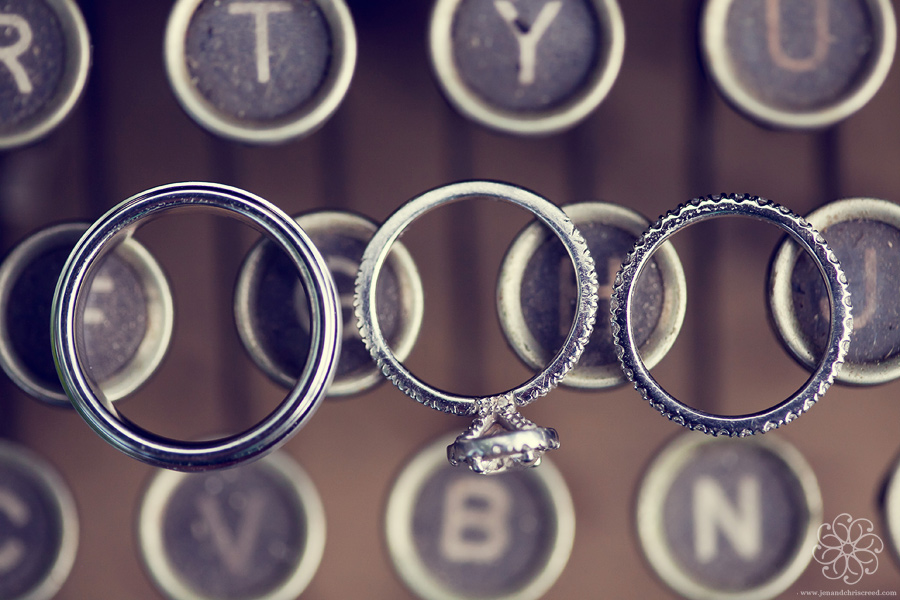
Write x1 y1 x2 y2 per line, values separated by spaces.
196 491 267 576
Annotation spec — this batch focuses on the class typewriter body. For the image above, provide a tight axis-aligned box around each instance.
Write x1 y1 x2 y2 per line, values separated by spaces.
1 0 899 598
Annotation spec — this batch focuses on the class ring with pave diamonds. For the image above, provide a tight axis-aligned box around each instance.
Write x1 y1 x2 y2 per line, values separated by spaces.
355 180 598 473
52 182 341 471
610 194 853 436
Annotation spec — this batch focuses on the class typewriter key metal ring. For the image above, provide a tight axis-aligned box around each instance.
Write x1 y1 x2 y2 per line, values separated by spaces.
498 201 686 390
235 210 423 397
52 182 341 471
356 181 598 474
0 222 173 407
429 0 625 136
0 0 91 149
701 0 896 130
770 197 900 385
165 0 356 144
611 194 853 436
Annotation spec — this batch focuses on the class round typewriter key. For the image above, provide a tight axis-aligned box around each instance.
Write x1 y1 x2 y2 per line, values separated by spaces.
636 434 821 599
0 440 78 600
701 0 896 129
385 434 574 600
770 198 900 385
0 0 90 149
165 0 356 144
139 450 325 600
235 210 423 397
882 450 900 566
498 201 686 389
0 222 173 407
429 0 624 136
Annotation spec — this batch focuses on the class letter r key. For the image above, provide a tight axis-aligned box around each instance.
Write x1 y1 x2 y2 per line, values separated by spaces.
0 0 90 149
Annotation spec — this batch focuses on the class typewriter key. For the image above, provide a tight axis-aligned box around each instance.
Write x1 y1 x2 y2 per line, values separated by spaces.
0 222 173 407
356 181 598 473
165 0 356 144
0 0 90 149
637 434 821 599
52 183 341 471
881 450 900 567
235 210 423 397
498 201 686 389
612 195 852 436
0 440 78 600
429 0 624 136
139 450 325 600
701 0 896 129
770 198 900 385
385 434 574 600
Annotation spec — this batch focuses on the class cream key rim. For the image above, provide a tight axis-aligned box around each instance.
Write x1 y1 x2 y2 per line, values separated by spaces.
51 182 342 471
0 222 173 407
234 209 424 397
355 180 598 416
138 449 326 600
0 0 91 149
0 439 79 600
701 0 897 130
384 433 576 600
636 433 823 600
769 197 900 385
497 201 686 389
610 194 852 436
164 0 357 144
428 0 625 136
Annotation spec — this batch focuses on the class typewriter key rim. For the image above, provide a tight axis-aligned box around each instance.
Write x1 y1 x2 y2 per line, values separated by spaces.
384 433 575 600
138 449 326 600
234 209 424 397
0 0 91 150
428 0 625 136
355 180 597 416
701 0 897 130
0 222 173 407
497 201 687 389
51 182 341 471
164 0 357 144
769 197 900 385
611 195 852 436
636 433 822 599
0 440 79 600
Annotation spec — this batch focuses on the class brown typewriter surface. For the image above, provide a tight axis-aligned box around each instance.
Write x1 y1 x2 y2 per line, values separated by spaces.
2 0 900 597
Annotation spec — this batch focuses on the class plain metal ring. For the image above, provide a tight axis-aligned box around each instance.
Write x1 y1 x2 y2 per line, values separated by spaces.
355 180 598 416
51 182 341 471
610 194 852 436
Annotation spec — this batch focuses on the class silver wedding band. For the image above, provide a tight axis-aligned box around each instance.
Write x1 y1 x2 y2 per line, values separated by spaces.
611 195 852 436
52 182 341 471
